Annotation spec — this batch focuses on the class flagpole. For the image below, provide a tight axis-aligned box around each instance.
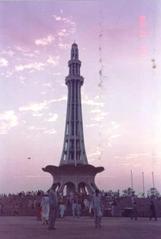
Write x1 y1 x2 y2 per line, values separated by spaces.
152 171 155 188
130 170 133 190
142 171 145 197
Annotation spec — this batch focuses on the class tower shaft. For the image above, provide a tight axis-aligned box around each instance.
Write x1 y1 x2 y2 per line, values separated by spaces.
60 43 87 166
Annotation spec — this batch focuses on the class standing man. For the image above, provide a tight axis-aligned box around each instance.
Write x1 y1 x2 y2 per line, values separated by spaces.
149 198 157 221
92 189 103 229
48 188 58 230
131 201 138 221
41 193 49 225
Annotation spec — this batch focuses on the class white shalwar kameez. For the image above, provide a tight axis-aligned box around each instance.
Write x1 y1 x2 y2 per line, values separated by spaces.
41 195 49 224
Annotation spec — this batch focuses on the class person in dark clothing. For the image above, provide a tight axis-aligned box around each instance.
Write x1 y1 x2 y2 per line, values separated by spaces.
48 188 58 230
92 190 103 229
131 201 138 221
149 199 157 221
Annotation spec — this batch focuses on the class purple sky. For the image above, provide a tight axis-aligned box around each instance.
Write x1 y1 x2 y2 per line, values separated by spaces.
0 0 161 195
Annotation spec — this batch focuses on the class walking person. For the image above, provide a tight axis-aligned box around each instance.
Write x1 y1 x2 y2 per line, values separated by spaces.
76 195 81 217
111 198 117 217
92 189 103 229
41 193 49 225
48 188 58 230
71 197 76 217
59 196 66 218
35 191 42 221
83 197 90 215
89 196 94 217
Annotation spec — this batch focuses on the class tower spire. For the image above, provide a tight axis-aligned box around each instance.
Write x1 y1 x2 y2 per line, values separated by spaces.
71 42 79 60
68 42 81 77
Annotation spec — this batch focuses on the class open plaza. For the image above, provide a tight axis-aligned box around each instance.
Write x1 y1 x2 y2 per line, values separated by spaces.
0 216 160 239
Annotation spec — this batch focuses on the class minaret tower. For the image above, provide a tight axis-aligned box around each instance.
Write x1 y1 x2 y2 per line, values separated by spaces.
43 43 104 194
60 43 87 166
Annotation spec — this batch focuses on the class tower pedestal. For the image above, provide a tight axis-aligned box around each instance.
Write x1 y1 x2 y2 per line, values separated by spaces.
42 164 104 194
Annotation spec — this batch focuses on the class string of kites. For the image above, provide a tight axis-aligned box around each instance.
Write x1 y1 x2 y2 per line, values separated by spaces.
98 11 157 90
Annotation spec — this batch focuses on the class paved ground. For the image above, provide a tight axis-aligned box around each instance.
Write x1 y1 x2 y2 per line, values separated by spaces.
0 216 160 239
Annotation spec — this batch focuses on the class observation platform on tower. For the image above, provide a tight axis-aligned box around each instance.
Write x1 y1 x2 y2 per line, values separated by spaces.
43 164 104 175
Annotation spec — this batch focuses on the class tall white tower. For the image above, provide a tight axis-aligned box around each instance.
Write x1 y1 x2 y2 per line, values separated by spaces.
43 43 104 194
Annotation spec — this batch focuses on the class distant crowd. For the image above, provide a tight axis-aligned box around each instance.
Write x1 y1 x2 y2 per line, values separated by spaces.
0 190 161 221
0 191 37 216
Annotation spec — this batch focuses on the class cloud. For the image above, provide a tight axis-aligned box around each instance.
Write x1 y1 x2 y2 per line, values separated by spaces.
52 15 76 26
15 62 45 72
82 94 104 107
126 153 150 160
40 91 47 96
0 70 13 78
91 112 108 122
1 49 14 57
109 134 121 139
18 97 66 114
111 121 120 129
58 42 69 49
90 109 102 113
52 14 76 34
49 96 67 103
43 129 56 135
32 112 43 117
47 113 58 122
15 46 27 53
27 126 46 131
0 57 8 67
85 123 99 128
114 153 151 165
14 46 36 58
27 125 57 135
43 83 52 87
105 121 121 147
88 148 102 158
53 72 62 76
57 28 68 37
0 110 18 134
88 147 103 163
53 15 62 21
35 35 55 46
82 99 104 107
47 56 59 66
15 55 59 72
19 101 48 112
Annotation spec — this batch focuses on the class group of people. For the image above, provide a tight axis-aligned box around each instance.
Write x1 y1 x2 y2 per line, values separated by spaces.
39 188 103 230
37 189 160 230
0 189 160 230
130 197 158 221
0 191 37 216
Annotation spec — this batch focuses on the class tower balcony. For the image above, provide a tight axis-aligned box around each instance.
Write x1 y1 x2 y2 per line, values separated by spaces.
65 75 84 85
68 59 81 66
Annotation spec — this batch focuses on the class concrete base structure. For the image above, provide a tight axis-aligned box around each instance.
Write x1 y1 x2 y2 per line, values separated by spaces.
42 164 104 194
